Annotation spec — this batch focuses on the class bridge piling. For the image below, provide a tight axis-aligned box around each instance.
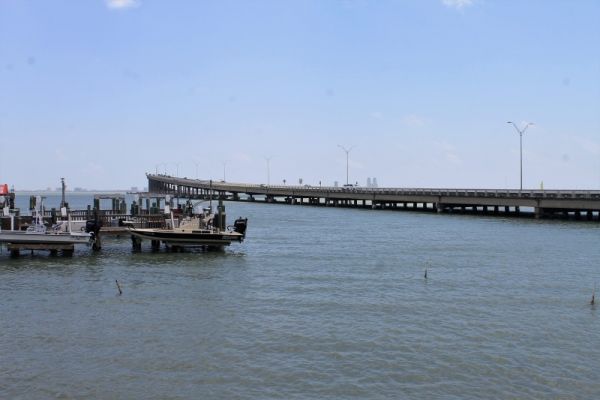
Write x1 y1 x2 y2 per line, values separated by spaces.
147 174 600 222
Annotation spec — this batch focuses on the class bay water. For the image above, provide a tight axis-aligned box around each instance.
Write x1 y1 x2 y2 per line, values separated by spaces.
1 195 599 399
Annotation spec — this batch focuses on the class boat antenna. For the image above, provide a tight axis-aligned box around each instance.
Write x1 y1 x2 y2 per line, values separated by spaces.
209 180 213 211
60 178 66 209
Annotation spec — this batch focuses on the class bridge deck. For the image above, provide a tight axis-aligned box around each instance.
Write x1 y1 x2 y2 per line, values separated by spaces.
147 174 600 221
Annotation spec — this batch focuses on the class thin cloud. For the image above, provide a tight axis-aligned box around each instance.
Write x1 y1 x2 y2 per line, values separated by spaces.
106 0 140 10
370 111 384 120
433 140 462 165
54 149 67 162
573 136 600 155
442 0 474 10
401 114 427 128
85 162 105 176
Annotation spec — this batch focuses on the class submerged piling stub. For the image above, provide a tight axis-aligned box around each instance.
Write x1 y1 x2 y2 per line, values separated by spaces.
131 235 142 251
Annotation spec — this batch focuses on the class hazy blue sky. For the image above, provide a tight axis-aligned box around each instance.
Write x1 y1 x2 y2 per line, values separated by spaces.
1 0 599 190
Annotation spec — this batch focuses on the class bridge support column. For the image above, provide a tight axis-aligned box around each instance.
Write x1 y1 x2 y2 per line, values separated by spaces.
534 207 544 219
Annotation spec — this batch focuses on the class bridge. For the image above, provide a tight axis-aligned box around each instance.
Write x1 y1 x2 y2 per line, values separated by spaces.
147 174 600 221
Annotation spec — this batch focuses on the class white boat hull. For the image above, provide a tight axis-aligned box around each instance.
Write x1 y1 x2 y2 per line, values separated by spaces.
0 231 91 245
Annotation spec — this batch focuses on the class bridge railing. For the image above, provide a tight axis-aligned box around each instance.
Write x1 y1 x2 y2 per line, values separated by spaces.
147 174 600 200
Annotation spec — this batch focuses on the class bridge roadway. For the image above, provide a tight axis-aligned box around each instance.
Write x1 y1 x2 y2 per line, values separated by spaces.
147 174 600 221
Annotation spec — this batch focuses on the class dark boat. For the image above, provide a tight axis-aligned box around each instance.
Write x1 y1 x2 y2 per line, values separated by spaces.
128 199 247 250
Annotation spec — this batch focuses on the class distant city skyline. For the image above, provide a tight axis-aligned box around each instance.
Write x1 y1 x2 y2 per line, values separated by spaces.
1 0 599 190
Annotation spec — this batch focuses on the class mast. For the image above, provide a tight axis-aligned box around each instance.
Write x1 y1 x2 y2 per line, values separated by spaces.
60 178 66 209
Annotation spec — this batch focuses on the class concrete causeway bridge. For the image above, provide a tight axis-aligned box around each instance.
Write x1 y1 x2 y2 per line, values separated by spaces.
147 174 600 221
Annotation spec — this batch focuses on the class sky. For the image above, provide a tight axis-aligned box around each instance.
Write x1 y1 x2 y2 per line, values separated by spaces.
0 0 599 190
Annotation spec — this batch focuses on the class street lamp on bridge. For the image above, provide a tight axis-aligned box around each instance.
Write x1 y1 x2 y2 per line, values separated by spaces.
155 163 167 175
338 145 354 186
507 121 534 190
264 156 273 185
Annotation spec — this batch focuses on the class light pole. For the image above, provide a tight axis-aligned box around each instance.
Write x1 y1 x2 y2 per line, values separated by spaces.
193 162 201 179
155 163 167 175
507 121 534 190
222 161 228 182
338 145 354 186
264 156 273 185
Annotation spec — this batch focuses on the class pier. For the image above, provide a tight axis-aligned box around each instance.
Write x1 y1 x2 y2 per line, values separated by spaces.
7 243 75 257
147 174 600 221
0 191 172 255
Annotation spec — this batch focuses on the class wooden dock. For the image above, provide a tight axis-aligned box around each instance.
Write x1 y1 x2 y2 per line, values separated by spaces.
7 243 75 257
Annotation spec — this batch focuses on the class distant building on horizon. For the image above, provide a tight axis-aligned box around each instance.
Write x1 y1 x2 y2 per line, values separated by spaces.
366 177 378 188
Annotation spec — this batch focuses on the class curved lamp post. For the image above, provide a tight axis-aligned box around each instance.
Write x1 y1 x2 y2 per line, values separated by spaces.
507 121 534 190
338 145 354 186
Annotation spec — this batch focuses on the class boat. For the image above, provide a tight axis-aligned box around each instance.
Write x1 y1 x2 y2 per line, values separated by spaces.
127 199 247 250
0 211 93 246
0 191 93 246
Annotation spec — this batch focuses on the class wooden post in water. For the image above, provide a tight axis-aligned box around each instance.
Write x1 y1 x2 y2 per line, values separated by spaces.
131 235 142 251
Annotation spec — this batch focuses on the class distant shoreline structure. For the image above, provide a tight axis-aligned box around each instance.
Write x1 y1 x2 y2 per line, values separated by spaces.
14 190 131 196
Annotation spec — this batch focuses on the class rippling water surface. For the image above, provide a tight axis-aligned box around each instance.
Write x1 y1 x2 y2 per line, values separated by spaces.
1 199 599 399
